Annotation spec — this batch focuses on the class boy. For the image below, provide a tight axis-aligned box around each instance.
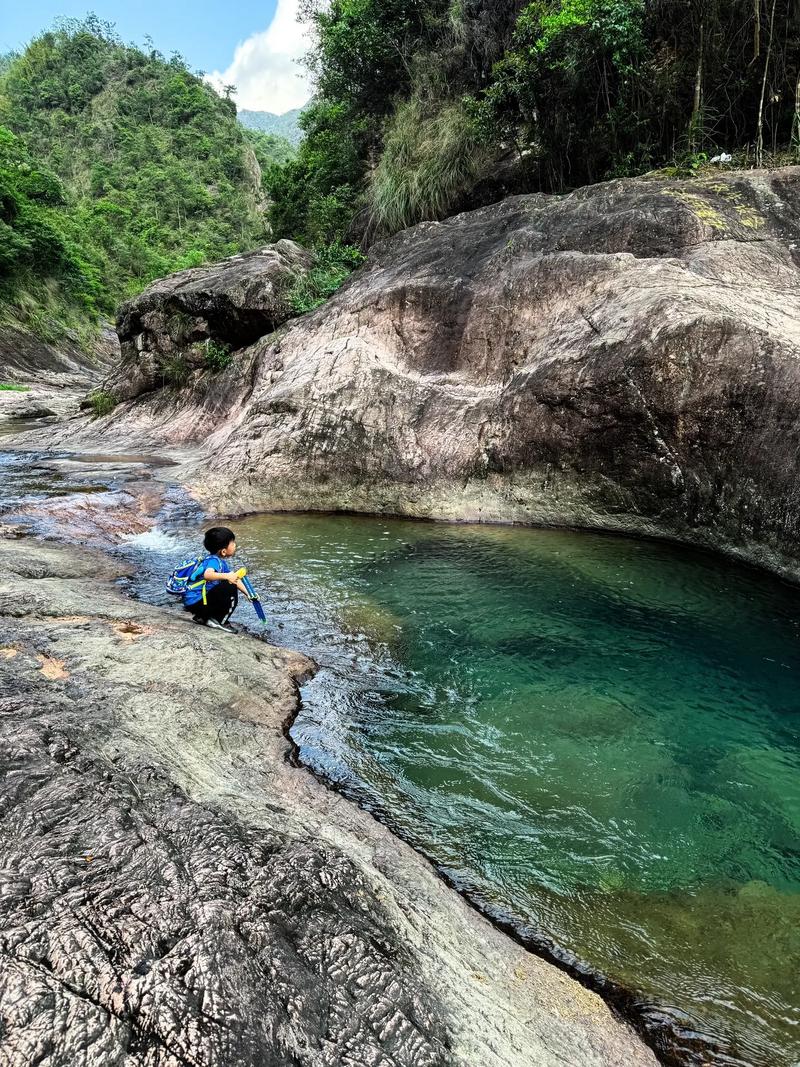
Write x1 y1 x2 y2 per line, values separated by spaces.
183 526 248 633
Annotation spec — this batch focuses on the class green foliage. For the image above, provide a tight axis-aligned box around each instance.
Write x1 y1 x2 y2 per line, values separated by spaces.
265 0 800 244
160 353 191 388
369 95 490 233
0 19 268 345
87 388 118 416
243 128 296 173
0 124 102 341
286 243 365 314
482 0 652 187
0 382 29 391
310 0 440 113
266 100 371 246
203 339 232 372
673 152 710 178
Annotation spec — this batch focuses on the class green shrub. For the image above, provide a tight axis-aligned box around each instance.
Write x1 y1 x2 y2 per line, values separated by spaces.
160 353 190 388
0 382 29 391
674 151 710 178
286 243 365 314
203 339 232 372
88 389 118 416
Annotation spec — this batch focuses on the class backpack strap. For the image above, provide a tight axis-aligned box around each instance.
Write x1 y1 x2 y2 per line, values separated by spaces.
185 557 214 604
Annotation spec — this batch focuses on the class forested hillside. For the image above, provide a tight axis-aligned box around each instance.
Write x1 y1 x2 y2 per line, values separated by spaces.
0 19 288 347
239 107 305 146
267 0 800 246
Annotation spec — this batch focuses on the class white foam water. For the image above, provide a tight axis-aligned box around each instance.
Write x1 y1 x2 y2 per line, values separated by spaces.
121 529 187 555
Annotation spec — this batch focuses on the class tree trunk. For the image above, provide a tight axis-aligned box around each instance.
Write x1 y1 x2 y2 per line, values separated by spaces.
792 70 800 161
756 0 778 167
689 21 704 152
754 0 761 61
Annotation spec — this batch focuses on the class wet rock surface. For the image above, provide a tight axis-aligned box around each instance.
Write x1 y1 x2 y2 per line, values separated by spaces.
0 536 657 1067
65 167 800 580
106 240 314 402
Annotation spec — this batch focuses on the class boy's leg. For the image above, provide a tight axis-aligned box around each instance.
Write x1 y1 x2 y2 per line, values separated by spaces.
204 583 238 624
186 601 209 623
185 585 237 624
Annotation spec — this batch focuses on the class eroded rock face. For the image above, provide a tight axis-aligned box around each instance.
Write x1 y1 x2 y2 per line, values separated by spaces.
0 537 657 1067
0 325 117 423
106 240 314 401
64 168 800 578
197 169 800 577
0 324 118 388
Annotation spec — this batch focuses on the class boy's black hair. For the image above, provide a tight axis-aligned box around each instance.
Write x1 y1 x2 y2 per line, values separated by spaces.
204 526 236 554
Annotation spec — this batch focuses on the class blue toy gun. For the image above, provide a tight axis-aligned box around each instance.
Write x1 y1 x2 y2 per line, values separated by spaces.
235 568 267 624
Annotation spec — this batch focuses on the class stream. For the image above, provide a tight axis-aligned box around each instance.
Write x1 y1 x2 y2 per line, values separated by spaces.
2 440 798 1067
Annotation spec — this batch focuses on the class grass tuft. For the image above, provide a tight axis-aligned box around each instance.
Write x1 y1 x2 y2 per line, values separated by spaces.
160 353 191 388
203 339 232 372
286 243 365 315
87 389 118 417
368 95 490 235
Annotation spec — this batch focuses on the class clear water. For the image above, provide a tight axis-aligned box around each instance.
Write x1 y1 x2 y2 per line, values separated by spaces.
196 513 800 1067
38 480 796 1067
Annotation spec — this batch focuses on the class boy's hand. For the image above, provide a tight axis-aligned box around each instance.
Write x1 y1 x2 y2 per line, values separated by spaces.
235 578 251 598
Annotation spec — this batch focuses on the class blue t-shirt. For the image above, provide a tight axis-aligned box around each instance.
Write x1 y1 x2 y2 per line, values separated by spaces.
183 554 231 606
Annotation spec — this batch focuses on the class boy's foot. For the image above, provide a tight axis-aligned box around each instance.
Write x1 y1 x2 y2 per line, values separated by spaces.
206 618 236 634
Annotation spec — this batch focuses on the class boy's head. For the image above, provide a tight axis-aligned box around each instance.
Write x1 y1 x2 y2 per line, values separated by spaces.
204 526 236 558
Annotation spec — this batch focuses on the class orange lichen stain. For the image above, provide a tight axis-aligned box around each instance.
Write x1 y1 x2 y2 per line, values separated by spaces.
37 654 70 680
0 647 19 659
110 621 154 641
47 615 91 624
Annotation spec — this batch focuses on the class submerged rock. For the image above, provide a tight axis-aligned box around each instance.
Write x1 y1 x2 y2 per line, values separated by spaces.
0 537 657 1067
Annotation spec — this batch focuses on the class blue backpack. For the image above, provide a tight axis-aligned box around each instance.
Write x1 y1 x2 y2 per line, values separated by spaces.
165 556 205 597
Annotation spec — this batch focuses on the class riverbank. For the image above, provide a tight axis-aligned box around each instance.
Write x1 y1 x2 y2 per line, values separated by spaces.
0 503 659 1065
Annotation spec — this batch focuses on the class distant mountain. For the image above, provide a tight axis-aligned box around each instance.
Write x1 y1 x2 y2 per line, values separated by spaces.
238 107 306 146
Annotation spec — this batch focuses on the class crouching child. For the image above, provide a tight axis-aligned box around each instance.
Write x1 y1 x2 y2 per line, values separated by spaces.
182 526 248 633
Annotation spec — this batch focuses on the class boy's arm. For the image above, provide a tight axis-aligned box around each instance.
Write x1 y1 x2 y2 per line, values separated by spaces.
202 567 238 582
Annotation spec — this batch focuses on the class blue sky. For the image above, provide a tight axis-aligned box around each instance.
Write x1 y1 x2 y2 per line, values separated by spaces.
1 1 312 112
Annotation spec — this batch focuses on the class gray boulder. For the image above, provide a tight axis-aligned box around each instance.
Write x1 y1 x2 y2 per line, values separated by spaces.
106 240 314 400
191 168 800 579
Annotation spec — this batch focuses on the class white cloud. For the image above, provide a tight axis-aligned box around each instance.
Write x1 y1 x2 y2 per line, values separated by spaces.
205 0 313 114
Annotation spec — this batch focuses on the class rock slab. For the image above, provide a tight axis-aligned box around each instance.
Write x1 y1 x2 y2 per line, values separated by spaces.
0 325 117 423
